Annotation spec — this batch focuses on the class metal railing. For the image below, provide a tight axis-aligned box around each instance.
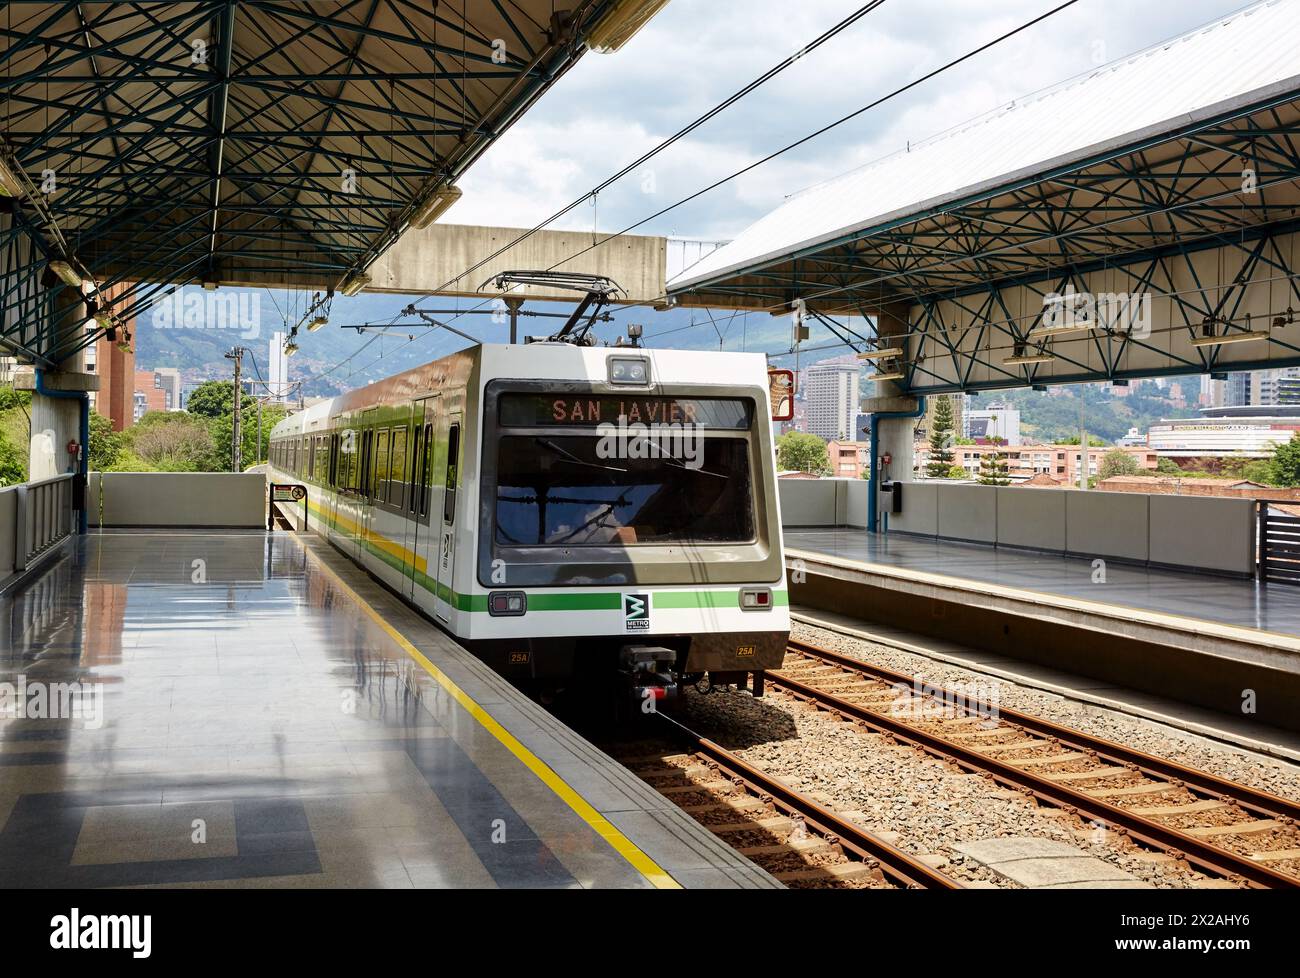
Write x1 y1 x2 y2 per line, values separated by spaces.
13 473 74 572
1257 500 1300 586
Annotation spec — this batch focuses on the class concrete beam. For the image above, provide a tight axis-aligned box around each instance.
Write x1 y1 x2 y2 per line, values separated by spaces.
861 394 919 414
364 223 669 304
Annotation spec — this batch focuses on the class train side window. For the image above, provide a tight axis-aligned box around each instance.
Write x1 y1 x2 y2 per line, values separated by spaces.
420 423 433 517
389 427 407 508
329 434 338 487
442 423 460 525
374 429 390 503
360 430 371 495
340 432 353 489
408 427 423 514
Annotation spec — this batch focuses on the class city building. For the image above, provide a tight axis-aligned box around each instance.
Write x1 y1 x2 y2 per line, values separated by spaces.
916 441 1158 483
154 367 183 410
1258 366 1300 405
825 439 869 479
1146 405 1300 458
1117 426 1147 447
1096 475 1300 502
268 331 291 402
133 370 170 418
964 403 1021 445
79 281 138 430
803 361 860 442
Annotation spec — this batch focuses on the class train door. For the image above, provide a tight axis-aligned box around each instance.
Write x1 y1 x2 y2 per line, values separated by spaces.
402 395 438 601
356 408 377 561
432 412 461 624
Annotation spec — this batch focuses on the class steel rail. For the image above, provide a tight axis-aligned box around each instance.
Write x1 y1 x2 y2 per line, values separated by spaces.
787 638 1300 824
773 640 1299 889
654 713 963 890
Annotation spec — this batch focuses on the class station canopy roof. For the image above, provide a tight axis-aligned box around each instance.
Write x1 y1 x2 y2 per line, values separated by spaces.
0 0 664 365
667 0 1300 315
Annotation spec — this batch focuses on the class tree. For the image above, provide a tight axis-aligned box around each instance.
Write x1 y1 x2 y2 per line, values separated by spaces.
776 432 830 476
1060 434 1106 447
1099 449 1142 480
1155 457 1183 476
186 379 253 420
88 411 125 471
1270 433 1300 488
976 451 1011 486
1240 460 1276 486
0 436 25 487
129 414 214 471
926 395 956 478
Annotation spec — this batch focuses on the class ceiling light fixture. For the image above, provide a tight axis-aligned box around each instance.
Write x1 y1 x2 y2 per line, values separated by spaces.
857 346 904 361
408 184 462 230
1189 330 1270 348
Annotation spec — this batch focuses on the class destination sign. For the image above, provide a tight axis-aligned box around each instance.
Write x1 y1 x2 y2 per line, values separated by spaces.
500 395 752 429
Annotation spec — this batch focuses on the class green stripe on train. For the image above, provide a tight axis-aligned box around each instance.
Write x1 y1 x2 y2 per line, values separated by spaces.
306 499 784 613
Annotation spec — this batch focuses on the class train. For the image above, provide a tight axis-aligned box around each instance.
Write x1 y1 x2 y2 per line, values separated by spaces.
266 340 790 708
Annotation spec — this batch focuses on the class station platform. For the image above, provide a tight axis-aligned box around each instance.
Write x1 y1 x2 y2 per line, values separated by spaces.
784 528 1300 736
0 530 777 889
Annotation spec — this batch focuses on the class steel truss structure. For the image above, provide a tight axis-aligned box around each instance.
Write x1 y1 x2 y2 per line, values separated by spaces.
671 91 1300 395
0 0 631 368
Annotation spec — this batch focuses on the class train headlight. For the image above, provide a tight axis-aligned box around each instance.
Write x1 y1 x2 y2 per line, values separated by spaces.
488 591 527 616
608 355 650 385
739 587 772 611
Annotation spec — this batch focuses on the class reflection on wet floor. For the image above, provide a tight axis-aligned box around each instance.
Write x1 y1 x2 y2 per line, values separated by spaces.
0 531 645 888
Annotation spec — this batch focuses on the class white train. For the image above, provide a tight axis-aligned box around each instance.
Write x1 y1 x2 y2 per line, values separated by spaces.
267 341 789 706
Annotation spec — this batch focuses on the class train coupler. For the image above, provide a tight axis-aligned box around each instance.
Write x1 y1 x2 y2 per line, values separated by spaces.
619 645 680 712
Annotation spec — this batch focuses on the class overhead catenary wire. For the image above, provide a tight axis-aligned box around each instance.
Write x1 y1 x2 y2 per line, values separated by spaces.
292 0 1086 388
289 2 894 385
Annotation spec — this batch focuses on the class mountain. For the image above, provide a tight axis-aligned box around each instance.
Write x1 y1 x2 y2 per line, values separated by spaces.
131 286 799 398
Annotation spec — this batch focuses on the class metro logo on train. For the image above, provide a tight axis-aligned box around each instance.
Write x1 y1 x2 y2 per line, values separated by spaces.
624 593 650 631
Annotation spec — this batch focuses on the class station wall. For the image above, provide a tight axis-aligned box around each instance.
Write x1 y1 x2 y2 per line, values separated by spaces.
777 478 868 529
88 473 266 528
779 479 1256 577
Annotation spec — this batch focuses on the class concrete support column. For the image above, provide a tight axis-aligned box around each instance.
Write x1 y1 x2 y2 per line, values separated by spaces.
870 300 916 483
14 292 98 480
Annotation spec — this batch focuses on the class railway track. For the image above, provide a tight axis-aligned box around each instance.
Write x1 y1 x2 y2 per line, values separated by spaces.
611 716 963 889
771 637 1300 889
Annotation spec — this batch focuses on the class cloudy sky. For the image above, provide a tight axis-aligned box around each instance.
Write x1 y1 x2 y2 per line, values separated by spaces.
292 0 1258 379
447 0 1246 240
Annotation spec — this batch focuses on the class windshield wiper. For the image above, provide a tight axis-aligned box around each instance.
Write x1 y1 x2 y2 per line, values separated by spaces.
636 439 728 479
534 438 627 473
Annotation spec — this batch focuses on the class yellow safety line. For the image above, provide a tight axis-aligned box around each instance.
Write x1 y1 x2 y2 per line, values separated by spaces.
295 535 681 890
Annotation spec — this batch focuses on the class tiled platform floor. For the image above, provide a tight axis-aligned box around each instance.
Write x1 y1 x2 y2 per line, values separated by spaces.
785 528 1300 638
0 531 774 889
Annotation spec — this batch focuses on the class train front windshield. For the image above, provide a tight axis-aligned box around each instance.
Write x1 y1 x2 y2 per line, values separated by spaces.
493 394 757 547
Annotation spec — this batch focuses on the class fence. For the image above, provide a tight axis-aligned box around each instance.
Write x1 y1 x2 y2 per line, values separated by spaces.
1258 502 1300 585
2 473 75 576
